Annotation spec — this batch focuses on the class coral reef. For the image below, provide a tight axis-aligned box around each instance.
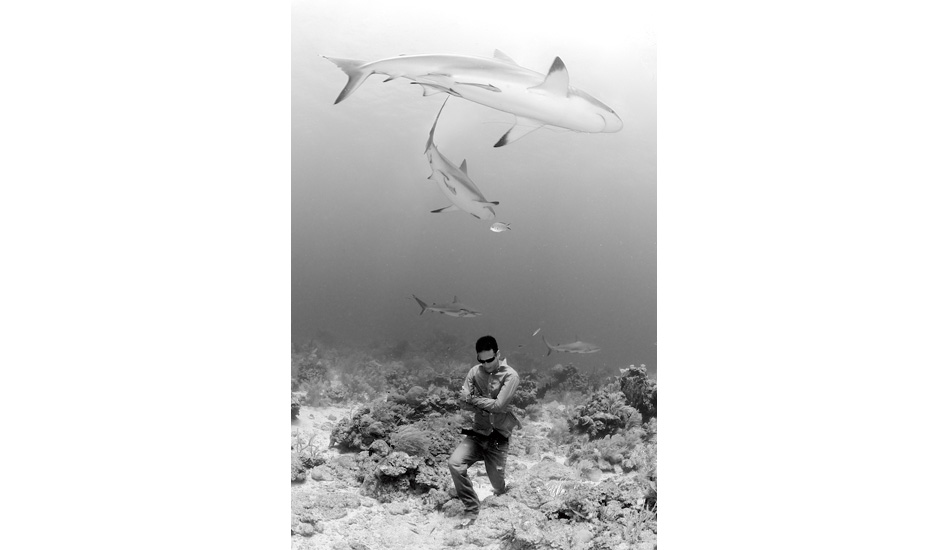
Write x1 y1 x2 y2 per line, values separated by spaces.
619 364 657 422
291 339 658 549
570 389 639 439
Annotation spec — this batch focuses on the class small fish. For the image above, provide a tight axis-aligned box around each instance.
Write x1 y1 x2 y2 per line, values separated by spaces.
532 328 541 337
490 222 511 233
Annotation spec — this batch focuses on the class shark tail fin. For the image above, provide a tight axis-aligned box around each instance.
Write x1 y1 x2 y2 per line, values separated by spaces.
426 97 450 152
411 294 429 315
323 56 370 104
542 335 553 356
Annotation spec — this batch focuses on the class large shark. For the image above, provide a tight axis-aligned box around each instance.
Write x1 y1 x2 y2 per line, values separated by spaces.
541 335 601 356
412 294 482 318
323 50 622 146
425 98 498 221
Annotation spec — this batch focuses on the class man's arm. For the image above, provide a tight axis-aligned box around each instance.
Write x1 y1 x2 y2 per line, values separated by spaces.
469 372 520 413
458 368 478 411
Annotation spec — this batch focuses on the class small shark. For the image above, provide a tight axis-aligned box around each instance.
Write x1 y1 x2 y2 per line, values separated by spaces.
323 50 622 146
541 335 601 356
412 294 482 318
425 98 498 221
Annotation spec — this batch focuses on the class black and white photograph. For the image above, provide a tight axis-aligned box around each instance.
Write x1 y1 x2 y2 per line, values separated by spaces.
291 1 657 548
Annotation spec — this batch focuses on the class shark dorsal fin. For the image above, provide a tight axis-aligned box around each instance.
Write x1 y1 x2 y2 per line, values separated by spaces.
453 296 460 303
459 159 468 174
493 49 518 65
529 57 569 97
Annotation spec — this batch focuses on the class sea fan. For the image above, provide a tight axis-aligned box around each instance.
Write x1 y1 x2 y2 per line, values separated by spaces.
390 425 431 457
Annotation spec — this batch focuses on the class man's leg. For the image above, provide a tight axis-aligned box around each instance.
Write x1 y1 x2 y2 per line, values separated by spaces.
448 436 483 515
484 435 510 496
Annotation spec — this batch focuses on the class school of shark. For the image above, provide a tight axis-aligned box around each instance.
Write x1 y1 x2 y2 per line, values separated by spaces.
323 49 621 357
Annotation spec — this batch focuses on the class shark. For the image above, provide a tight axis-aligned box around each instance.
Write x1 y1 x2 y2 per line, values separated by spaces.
425 98 498 221
412 294 482 318
541 335 601 356
323 50 622 146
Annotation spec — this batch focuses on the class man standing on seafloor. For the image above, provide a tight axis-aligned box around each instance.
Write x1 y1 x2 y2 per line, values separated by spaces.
448 335 522 527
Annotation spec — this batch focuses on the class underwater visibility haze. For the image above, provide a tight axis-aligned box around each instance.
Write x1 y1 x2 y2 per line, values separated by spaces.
291 1 657 378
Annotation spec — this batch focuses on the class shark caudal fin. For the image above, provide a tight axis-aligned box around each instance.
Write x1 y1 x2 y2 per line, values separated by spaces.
411 294 429 315
426 97 450 152
323 56 370 104
542 335 553 356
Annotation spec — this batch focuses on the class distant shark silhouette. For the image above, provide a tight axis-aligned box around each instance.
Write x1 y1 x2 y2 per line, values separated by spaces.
541 335 601 356
323 50 622 146
425 98 499 221
412 294 482 318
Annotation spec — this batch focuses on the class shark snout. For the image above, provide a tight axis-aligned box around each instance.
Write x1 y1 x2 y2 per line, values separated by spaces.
601 111 623 132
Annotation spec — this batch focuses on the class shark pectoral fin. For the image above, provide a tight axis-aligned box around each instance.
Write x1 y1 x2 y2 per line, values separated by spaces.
454 82 501 92
528 56 570 97
494 119 544 147
493 49 519 65
431 205 460 213
411 82 461 97
459 159 468 175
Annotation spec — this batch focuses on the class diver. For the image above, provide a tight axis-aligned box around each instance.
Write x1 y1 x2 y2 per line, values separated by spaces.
448 335 522 527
